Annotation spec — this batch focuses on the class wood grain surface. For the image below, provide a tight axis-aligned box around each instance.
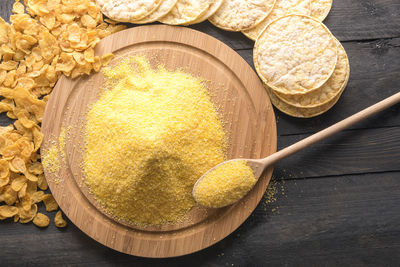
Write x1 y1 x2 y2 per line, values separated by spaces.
1 0 400 266
41 25 277 257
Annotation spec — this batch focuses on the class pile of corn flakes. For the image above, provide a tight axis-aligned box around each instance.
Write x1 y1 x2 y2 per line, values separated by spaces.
0 0 125 227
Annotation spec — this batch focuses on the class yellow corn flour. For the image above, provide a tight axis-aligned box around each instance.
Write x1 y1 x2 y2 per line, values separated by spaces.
42 127 67 184
42 142 60 174
193 160 256 208
83 56 226 226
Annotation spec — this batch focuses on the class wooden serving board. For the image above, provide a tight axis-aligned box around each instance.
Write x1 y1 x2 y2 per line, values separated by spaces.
41 25 277 258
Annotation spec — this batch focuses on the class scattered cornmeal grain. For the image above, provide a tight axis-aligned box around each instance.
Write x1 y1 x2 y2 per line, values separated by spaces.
41 126 68 184
58 127 66 163
193 160 256 208
83 56 226 226
41 142 60 174
263 179 278 205
261 178 286 213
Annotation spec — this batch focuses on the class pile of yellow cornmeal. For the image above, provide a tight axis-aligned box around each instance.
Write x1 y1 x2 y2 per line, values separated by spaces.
83 56 226 226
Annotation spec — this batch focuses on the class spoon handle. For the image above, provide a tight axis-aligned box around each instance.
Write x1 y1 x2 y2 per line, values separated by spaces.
261 91 400 166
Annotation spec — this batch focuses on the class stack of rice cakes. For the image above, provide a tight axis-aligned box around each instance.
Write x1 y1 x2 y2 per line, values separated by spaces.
254 14 349 118
97 0 226 26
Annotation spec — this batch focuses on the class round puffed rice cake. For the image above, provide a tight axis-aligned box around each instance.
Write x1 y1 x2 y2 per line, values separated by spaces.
187 0 224 25
242 0 311 41
134 0 178 24
254 14 337 95
159 0 211 25
310 0 333 21
97 0 162 22
208 0 276 32
275 40 349 108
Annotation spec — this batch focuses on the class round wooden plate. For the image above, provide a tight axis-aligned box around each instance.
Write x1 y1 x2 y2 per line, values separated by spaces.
42 25 277 258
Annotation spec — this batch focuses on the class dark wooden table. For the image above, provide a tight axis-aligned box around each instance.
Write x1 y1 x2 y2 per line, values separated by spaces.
1 0 399 266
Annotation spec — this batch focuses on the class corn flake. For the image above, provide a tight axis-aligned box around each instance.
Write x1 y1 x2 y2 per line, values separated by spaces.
0 176 9 187
37 173 48 190
4 70 17 87
101 53 114 67
31 190 44 203
10 156 26 173
17 111 36 129
16 77 35 90
26 180 37 195
17 182 27 198
15 33 37 54
11 175 27 191
84 47 94 63
40 14 56 30
38 31 59 61
67 23 81 44
24 170 38 182
0 159 10 179
19 203 37 223
33 212 50 227
81 14 97 29
28 161 43 175
0 102 13 113
0 205 19 218
54 210 67 228
3 185 17 205
20 194 32 211
93 56 101 72
47 0 60 11
0 19 11 45
42 194 58 211
12 1 25 14
4 86 46 122
56 52 76 73
72 51 86 66
0 61 19 71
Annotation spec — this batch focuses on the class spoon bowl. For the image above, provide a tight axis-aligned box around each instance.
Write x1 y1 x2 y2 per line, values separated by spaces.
192 158 264 208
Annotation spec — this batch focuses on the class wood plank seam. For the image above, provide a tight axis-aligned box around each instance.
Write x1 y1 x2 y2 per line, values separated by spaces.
272 170 400 181
229 36 400 52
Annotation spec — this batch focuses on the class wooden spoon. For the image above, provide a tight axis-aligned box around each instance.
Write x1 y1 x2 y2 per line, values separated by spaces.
193 92 400 208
